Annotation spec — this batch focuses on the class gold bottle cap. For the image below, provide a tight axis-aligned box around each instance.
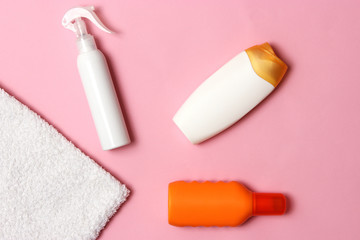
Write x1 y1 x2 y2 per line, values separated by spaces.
245 43 288 87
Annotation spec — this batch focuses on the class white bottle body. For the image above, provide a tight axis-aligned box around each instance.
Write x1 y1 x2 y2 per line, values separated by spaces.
77 48 130 150
173 51 275 144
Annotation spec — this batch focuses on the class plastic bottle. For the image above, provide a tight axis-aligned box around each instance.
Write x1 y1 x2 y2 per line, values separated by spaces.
168 181 286 226
173 43 287 144
62 6 130 150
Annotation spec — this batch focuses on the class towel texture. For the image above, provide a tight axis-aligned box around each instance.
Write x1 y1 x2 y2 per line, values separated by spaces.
0 88 129 240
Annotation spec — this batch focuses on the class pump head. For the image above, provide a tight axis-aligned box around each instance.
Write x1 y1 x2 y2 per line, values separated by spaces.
62 6 113 37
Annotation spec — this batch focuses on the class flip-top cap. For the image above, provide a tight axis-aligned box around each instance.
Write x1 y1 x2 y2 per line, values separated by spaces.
252 193 286 215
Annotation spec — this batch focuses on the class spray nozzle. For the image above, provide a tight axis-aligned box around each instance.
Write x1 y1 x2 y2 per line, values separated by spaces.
62 6 113 37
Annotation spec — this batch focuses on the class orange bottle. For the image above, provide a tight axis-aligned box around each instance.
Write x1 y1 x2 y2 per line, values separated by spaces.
168 181 286 226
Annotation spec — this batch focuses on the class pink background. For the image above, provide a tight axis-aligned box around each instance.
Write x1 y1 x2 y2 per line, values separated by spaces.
1 0 360 239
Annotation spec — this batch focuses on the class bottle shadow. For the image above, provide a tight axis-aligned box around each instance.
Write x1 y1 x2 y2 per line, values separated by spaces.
95 38 138 150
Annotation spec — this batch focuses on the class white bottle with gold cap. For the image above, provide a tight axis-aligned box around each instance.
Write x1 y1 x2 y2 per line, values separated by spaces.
173 43 287 144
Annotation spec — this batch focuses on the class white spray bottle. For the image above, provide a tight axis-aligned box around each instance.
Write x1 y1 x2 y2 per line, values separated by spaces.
62 6 130 150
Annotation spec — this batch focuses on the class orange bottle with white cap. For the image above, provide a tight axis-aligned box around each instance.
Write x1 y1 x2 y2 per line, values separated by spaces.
168 181 286 226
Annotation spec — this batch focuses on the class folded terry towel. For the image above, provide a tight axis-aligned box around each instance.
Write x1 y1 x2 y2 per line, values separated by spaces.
0 88 129 240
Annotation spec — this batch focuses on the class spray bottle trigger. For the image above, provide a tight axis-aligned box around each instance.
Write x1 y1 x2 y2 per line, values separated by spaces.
62 6 113 34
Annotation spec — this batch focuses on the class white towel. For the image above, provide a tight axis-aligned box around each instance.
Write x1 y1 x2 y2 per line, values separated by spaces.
0 88 129 240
